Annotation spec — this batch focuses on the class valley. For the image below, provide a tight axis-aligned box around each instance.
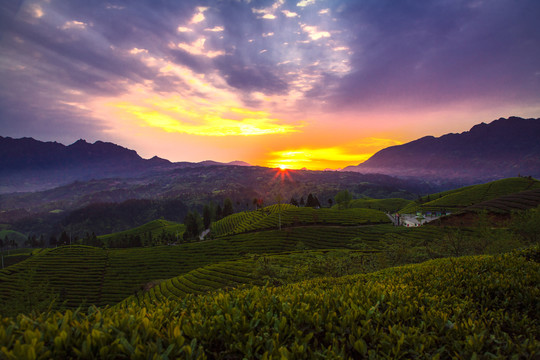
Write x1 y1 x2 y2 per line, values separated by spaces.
0 175 539 358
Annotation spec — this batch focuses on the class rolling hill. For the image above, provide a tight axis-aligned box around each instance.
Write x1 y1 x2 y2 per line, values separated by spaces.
98 219 185 246
210 204 390 237
398 177 540 214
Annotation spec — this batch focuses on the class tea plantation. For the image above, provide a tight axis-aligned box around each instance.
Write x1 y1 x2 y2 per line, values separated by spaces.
399 177 540 214
98 219 185 245
0 223 445 311
1 177 539 358
211 205 390 237
1 248 538 358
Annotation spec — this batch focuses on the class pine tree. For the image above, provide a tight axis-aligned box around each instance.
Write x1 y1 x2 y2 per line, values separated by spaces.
223 198 234 217
203 204 212 230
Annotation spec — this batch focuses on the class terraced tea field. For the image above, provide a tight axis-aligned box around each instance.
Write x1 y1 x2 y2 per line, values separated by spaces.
0 223 445 309
400 177 540 214
212 205 390 236
125 249 384 307
467 188 540 213
345 198 412 212
99 219 185 245
2 248 538 359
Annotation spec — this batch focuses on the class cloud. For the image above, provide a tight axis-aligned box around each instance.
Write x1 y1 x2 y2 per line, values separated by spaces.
28 4 44 18
297 0 316 7
175 38 225 58
282 10 299 17
266 138 404 169
190 7 208 24
129 48 148 55
301 24 330 40
267 146 372 169
252 0 284 19
205 26 224 32
61 20 88 30
105 97 299 136
214 55 289 95
1 0 539 165
313 0 540 112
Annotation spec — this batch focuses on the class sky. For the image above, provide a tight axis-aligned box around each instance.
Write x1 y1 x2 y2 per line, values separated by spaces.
1 0 539 170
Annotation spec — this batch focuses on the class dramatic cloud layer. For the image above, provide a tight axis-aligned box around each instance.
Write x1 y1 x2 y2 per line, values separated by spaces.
1 0 539 168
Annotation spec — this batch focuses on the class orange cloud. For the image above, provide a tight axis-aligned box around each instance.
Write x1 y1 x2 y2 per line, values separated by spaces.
105 98 299 136
266 138 403 170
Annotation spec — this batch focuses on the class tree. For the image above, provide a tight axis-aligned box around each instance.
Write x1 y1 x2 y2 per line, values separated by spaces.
203 204 212 230
38 235 45 247
306 193 321 208
335 190 352 209
223 198 234 217
59 231 70 246
184 211 202 241
49 235 58 248
216 205 223 220
328 198 333 207
299 196 305 207
290 197 299 207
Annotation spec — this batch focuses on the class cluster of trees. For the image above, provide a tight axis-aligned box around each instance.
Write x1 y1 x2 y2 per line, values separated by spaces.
289 193 322 208
184 198 235 241
80 230 180 248
0 236 18 251
19 231 72 249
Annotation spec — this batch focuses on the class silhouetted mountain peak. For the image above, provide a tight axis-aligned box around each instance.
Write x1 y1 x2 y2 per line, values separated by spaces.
343 116 540 181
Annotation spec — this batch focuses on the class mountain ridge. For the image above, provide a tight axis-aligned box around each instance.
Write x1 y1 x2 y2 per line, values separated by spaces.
343 116 540 180
0 137 249 193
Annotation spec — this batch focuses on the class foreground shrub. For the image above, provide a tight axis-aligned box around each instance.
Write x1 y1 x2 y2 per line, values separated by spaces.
1 249 538 359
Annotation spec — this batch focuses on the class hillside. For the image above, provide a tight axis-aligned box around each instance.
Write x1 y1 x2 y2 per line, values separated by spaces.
98 219 185 246
211 204 390 237
398 177 540 214
0 221 445 311
344 116 540 181
1 249 538 358
344 198 412 212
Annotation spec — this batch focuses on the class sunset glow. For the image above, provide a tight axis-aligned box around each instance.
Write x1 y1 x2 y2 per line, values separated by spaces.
1 1 539 170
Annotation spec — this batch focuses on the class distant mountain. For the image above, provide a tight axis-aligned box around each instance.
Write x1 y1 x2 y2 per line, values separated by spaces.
199 160 251 167
343 116 540 181
0 137 170 170
0 137 250 193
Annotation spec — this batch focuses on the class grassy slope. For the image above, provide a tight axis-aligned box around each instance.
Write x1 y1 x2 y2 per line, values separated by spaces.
1 248 538 359
98 219 185 244
400 177 540 213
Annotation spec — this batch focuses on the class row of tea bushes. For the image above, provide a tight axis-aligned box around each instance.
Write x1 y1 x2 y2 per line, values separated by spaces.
1 248 538 359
